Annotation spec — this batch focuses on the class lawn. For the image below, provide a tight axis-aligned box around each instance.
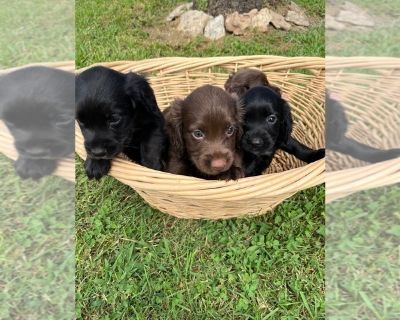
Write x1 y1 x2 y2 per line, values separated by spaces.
327 0 400 56
76 0 325 319
326 185 400 319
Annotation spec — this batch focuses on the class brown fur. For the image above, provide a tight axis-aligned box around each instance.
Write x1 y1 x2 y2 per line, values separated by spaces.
163 85 244 180
224 68 281 99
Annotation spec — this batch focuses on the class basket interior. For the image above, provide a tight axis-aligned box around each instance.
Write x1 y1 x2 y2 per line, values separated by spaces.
326 66 400 171
141 67 325 174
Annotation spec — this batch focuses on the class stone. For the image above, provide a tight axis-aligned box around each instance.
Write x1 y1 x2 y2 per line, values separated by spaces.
166 2 193 22
336 11 375 27
336 1 375 27
285 1 310 27
204 15 225 40
250 8 272 33
326 14 346 30
225 11 252 35
270 10 291 31
177 10 212 36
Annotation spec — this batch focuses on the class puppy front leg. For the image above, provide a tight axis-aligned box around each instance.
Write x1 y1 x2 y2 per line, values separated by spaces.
15 157 57 180
140 128 165 171
281 137 325 163
221 153 245 180
329 137 400 163
84 158 111 180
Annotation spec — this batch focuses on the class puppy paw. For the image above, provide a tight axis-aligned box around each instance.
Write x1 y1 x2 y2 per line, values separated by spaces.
230 167 245 180
84 158 111 180
142 159 163 171
219 167 245 181
312 148 325 162
15 157 57 180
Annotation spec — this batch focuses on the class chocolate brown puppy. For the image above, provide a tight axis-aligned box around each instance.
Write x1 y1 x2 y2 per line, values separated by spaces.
163 85 244 180
224 68 281 99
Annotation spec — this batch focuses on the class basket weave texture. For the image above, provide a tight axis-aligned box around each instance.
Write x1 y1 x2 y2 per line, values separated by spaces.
0 61 75 182
76 56 325 219
326 57 400 202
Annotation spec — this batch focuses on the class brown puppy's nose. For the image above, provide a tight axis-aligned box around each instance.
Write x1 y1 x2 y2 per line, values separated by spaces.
211 158 227 170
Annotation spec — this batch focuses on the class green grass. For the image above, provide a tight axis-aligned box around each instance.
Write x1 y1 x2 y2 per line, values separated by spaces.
327 0 400 56
0 0 74 67
76 0 326 319
0 155 74 319
76 158 325 319
76 0 324 67
326 185 400 319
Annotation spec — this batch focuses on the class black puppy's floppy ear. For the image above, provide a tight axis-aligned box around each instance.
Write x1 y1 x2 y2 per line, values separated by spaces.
163 99 184 157
124 72 160 115
279 98 293 143
232 95 244 148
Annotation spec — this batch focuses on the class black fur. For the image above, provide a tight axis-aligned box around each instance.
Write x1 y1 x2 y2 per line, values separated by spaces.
76 66 166 179
0 66 74 180
241 87 325 177
326 94 400 162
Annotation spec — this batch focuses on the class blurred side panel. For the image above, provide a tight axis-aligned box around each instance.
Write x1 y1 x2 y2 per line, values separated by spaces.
326 0 400 318
0 0 75 319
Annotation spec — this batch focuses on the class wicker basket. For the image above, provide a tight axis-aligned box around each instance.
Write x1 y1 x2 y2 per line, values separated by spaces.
0 62 75 182
75 56 325 219
326 57 400 202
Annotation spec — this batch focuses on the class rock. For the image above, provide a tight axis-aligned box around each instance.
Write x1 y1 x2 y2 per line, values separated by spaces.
248 9 259 18
336 1 374 27
204 15 225 40
250 8 272 33
285 1 310 27
178 10 212 36
326 14 346 30
336 10 375 27
225 11 252 35
270 11 291 31
166 2 193 22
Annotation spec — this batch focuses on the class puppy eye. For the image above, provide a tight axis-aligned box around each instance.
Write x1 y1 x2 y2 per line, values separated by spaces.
226 125 235 136
109 116 122 127
266 115 277 124
192 129 204 140
55 117 74 128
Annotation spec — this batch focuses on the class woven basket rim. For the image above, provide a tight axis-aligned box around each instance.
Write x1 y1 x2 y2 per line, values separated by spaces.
75 55 326 207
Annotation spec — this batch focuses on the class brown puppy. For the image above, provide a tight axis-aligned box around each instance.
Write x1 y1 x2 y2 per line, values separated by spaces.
163 85 244 180
224 68 281 99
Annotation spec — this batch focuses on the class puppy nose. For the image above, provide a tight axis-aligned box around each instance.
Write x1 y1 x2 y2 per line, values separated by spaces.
90 147 106 157
250 137 263 147
26 147 46 156
211 158 227 170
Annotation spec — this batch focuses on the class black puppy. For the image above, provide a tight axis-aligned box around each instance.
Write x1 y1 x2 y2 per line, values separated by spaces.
326 94 400 162
241 87 325 177
76 66 166 179
0 66 74 180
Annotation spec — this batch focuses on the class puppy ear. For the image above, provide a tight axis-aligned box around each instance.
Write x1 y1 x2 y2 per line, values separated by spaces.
224 73 234 91
124 72 160 115
163 99 184 157
269 84 282 97
279 99 293 143
224 72 248 99
233 98 244 148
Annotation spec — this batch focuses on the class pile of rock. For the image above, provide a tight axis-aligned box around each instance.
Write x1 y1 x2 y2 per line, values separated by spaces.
166 1 311 40
326 1 375 31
